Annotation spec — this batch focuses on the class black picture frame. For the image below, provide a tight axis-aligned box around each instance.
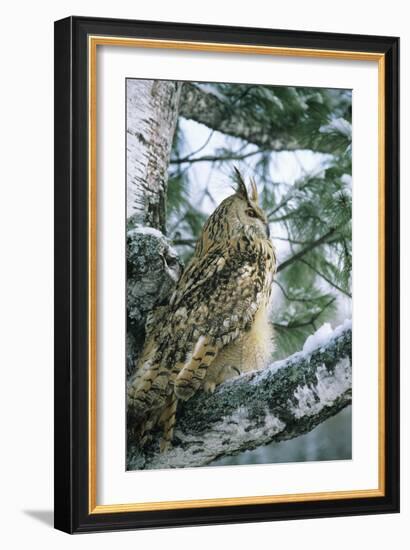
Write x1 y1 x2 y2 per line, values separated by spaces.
54 15 400 534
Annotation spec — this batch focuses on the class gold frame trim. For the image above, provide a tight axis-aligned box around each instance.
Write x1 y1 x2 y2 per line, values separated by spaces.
88 35 386 514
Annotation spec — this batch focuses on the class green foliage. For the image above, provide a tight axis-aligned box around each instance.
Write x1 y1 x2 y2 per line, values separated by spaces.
166 82 352 359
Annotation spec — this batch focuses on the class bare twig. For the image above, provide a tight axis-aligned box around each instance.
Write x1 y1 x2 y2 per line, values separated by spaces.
276 225 342 273
170 148 262 165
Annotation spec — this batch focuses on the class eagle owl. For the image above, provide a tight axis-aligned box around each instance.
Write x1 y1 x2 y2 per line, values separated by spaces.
128 169 277 451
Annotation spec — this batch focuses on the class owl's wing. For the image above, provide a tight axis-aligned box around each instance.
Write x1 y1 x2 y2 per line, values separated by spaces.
128 238 274 411
172 238 273 400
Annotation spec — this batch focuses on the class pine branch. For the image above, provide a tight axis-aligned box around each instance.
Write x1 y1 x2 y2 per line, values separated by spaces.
301 259 352 298
276 225 341 273
271 235 312 245
179 83 346 154
274 279 318 303
267 177 315 218
273 297 336 330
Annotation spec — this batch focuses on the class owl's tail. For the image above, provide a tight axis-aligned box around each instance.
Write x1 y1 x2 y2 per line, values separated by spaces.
158 394 178 452
128 342 180 452
127 344 170 415
128 336 219 452
131 393 178 453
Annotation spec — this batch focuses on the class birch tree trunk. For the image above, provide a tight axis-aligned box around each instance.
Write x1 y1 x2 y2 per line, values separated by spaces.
127 79 182 232
126 80 183 372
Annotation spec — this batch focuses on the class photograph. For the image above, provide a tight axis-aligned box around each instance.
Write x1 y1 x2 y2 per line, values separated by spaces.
126 78 353 471
52 15 399 533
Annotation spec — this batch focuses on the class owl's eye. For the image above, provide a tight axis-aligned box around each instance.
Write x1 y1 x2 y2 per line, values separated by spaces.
246 209 257 218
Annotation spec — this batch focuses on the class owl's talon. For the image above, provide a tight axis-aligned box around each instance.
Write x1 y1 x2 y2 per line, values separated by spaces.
159 438 172 453
203 381 216 394
139 433 149 447
174 383 195 401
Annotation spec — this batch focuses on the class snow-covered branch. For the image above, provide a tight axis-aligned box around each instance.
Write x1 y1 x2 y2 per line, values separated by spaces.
179 83 345 154
127 321 352 470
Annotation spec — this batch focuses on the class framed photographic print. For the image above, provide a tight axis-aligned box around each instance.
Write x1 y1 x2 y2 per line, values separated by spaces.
54 16 400 533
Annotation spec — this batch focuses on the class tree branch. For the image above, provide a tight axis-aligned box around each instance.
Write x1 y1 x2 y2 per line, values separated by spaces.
301 258 352 298
172 238 197 247
276 225 341 273
127 323 351 470
179 83 342 154
170 148 262 165
267 177 314 218
273 297 336 331
274 279 316 303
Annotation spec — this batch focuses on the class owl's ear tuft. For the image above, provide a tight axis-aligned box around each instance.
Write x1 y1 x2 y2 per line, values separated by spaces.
249 177 258 203
232 168 259 204
232 167 250 202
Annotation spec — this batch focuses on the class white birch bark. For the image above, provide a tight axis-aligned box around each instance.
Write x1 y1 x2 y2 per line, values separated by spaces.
127 79 182 231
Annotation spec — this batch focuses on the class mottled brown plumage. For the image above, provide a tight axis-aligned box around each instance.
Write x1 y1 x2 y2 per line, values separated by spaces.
128 170 277 451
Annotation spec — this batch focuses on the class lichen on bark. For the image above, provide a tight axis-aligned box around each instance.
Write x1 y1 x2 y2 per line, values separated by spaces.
126 226 183 374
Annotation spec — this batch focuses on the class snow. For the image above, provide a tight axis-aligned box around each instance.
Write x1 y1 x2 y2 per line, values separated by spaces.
341 173 352 189
319 117 352 138
193 83 228 102
128 225 180 260
289 357 351 419
332 318 352 339
302 319 352 356
130 225 164 239
302 323 333 354
250 318 352 385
